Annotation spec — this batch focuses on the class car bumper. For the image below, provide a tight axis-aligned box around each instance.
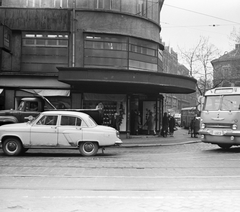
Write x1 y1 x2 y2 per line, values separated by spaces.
199 129 240 137
199 129 240 144
115 139 123 146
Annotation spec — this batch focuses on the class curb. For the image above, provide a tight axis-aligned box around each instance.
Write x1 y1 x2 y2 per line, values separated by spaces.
120 140 201 148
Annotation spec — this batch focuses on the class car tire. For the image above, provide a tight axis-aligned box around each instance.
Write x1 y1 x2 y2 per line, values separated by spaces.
218 144 232 150
2 138 23 156
79 142 98 156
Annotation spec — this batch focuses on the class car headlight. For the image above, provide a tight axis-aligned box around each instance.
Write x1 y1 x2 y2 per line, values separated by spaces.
232 124 237 130
201 123 205 129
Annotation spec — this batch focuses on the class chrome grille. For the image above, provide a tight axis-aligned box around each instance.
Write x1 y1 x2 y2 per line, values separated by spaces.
205 123 232 129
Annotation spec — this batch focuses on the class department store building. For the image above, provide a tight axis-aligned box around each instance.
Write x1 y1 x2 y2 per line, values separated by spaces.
0 0 196 137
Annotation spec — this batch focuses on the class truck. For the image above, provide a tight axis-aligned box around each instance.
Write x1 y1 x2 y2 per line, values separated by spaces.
199 87 240 149
0 96 103 126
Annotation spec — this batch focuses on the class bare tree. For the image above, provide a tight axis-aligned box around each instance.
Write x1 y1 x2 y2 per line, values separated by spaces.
179 39 201 77
179 36 220 95
230 27 240 44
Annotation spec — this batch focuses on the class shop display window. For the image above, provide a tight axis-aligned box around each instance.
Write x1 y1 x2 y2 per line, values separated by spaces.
83 101 117 126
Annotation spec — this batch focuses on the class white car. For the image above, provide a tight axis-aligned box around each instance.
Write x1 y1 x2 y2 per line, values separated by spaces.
0 111 122 156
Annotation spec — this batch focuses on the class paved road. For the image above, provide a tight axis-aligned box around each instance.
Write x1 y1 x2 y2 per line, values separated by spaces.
1 142 240 211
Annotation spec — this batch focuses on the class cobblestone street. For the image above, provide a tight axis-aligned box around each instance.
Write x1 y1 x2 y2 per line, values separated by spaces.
1 134 240 211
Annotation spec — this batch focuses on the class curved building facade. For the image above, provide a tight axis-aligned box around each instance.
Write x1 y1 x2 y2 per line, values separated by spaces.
0 0 196 137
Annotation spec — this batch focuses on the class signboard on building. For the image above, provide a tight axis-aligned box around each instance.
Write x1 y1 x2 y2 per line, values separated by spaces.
0 24 12 52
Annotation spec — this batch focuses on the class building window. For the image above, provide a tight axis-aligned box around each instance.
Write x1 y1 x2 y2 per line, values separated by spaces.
54 0 63 8
110 0 120 11
21 32 69 72
136 0 147 17
130 44 156 57
23 33 68 47
84 34 128 69
95 0 104 9
84 33 158 72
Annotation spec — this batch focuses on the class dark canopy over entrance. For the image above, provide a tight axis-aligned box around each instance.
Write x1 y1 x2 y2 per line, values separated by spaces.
58 67 197 94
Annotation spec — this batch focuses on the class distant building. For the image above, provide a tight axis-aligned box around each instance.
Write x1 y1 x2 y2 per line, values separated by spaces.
212 44 240 87
162 45 197 114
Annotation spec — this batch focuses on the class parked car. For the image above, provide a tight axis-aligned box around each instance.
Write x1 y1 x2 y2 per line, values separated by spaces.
0 111 122 156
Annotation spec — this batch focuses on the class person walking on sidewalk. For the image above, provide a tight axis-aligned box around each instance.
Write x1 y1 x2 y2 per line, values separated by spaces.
162 112 169 137
169 115 176 137
190 114 200 138
145 111 156 135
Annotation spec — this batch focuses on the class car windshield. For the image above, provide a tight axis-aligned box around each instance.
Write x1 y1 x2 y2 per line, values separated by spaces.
204 95 240 111
18 101 25 111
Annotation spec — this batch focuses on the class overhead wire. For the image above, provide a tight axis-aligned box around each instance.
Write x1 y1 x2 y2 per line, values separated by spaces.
163 3 240 25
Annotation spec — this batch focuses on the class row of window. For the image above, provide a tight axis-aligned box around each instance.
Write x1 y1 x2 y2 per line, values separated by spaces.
23 33 68 47
20 31 161 72
84 34 160 71
85 34 158 57
85 41 156 57
2 0 160 23
36 115 83 127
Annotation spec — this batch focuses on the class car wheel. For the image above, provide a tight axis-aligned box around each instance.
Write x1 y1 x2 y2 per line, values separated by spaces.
79 142 98 156
3 138 22 156
218 144 232 150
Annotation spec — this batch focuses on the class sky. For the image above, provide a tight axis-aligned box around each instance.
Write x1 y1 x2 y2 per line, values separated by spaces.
160 0 240 61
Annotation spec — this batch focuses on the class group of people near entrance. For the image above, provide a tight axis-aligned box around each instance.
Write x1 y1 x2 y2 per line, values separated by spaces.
110 108 200 138
161 112 200 138
161 112 176 137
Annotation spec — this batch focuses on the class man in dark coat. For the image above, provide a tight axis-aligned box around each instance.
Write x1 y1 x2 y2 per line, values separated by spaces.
169 115 176 137
162 112 169 137
190 115 200 138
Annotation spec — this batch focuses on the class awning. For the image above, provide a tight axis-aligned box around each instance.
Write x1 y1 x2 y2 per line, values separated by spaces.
21 89 70 97
0 76 70 89
58 67 197 94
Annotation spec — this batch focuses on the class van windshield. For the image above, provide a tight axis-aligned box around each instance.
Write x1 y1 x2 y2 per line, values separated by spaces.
221 95 240 111
204 96 221 111
204 95 240 111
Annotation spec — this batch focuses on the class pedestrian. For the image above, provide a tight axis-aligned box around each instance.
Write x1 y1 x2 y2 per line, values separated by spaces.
133 110 141 135
146 111 156 135
169 115 175 137
190 114 200 138
96 102 104 110
110 112 120 131
162 112 169 137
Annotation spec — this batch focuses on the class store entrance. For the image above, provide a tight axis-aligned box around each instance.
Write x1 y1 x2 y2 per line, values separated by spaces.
130 96 158 135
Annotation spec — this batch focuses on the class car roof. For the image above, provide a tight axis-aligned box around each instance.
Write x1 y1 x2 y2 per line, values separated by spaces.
41 110 90 118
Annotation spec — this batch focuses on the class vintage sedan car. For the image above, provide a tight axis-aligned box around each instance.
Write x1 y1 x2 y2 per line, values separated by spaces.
0 111 122 156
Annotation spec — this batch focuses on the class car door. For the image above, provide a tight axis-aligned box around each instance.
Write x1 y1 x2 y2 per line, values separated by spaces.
57 115 83 147
30 115 58 146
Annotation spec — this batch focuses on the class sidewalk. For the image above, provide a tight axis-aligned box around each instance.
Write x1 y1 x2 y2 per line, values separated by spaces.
120 127 201 147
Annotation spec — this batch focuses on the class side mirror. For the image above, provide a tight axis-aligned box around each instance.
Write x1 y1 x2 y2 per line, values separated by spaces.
197 96 205 112
24 115 34 121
